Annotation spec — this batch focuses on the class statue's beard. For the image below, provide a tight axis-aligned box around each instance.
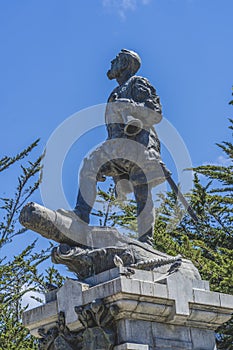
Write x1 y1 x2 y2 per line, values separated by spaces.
107 69 115 80
107 66 122 80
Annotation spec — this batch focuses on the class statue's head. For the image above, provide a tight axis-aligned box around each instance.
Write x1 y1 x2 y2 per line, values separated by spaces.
107 49 141 81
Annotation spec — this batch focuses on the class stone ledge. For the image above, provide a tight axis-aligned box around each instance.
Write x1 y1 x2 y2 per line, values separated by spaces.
23 269 233 338
114 343 149 350
23 300 58 337
155 337 192 349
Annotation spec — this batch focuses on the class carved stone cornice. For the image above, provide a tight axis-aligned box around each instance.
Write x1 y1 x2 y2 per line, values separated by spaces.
37 300 119 350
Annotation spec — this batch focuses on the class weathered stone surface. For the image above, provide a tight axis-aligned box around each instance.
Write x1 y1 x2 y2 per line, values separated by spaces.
45 290 57 303
114 343 149 350
20 49 232 350
19 202 128 248
37 311 82 350
23 268 233 349
190 328 217 350
57 280 88 331
219 292 233 308
20 202 200 281
23 300 58 337
74 299 120 349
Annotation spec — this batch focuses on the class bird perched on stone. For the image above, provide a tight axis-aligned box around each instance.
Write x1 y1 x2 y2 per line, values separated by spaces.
167 258 182 274
120 267 135 278
113 254 124 267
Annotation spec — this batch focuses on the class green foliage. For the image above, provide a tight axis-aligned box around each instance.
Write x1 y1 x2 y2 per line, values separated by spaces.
92 183 117 226
229 87 233 105
0 304 38 349
1 94 232 347
0 139 43 248
153 119 233 348
193 119 233 348
96 117 233 348
92 183 137 236
0 141 64 349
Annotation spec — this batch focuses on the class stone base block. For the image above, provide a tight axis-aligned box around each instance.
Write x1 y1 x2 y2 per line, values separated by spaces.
23 267 233 349
116 319 217 350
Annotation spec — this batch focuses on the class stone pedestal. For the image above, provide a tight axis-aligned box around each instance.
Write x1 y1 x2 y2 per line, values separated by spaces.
23 267 233 349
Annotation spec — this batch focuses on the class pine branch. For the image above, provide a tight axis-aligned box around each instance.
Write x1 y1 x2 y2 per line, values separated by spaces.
0 139 40 173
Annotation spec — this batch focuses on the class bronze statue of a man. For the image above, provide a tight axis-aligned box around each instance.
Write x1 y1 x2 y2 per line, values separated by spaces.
74 49 170 241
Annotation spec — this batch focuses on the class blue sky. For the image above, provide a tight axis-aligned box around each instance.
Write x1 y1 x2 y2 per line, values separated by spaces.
0 0 233 261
